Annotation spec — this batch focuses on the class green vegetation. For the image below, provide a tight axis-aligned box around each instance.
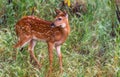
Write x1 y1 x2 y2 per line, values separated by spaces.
0 0 120 77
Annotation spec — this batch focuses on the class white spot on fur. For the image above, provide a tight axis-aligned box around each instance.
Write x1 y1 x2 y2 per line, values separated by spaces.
66 14 68 18
33 36 46 42
21 39 31 48
55 46 61 56
28 40 36 51
59 17 62 18
55 40 62 46
61 23 66 28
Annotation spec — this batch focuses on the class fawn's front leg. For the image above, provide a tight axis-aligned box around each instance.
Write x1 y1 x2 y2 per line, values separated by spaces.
55 45 63 73
47 42 54 73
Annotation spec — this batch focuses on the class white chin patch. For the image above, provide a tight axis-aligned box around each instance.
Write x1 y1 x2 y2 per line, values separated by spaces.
61 23 66 28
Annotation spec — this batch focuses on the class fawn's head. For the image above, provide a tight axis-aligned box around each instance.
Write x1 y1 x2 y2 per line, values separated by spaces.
51 9 68 28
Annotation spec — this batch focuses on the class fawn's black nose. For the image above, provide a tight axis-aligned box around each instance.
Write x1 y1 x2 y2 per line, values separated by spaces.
51 23 55 27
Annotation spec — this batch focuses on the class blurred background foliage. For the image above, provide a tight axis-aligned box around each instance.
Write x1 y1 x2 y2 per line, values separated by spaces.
0 0 120 77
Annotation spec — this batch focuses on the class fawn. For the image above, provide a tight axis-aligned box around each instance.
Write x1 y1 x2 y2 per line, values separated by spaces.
14 9 70 73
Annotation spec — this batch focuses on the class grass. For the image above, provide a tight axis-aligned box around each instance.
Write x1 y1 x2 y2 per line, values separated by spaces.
0 0 120 77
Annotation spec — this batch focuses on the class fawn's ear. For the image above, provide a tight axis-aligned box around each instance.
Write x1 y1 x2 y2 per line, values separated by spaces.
55 9 62 14
63 10 68 18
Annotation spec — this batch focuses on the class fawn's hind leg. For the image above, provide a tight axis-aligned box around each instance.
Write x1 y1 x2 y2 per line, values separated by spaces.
14 36 31 48
13 36 31 59
28 39 41 68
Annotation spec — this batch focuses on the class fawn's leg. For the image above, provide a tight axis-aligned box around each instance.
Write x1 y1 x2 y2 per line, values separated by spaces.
13 36 31 60
28 39 41 67
47 42 54 72
14 36 31 48
55 45 63 73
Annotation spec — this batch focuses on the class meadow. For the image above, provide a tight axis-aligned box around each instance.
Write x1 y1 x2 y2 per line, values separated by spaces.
0 0 120 77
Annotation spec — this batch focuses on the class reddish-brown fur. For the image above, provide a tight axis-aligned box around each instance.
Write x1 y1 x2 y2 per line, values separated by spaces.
14 9 70 73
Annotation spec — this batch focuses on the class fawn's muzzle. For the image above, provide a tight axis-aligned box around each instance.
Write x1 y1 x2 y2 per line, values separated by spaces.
51 23 55 27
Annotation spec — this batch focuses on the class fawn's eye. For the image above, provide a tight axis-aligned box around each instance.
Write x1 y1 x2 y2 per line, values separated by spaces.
58 18 62 21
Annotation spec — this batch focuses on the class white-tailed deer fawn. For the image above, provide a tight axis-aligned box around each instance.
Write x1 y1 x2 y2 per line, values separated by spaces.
14 9 70 73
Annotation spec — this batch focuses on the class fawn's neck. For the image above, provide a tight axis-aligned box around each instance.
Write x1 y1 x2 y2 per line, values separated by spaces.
55 21 70 46
62 23 70 38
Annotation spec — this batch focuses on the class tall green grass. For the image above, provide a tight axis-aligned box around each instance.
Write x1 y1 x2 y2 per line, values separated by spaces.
0 0 120 77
